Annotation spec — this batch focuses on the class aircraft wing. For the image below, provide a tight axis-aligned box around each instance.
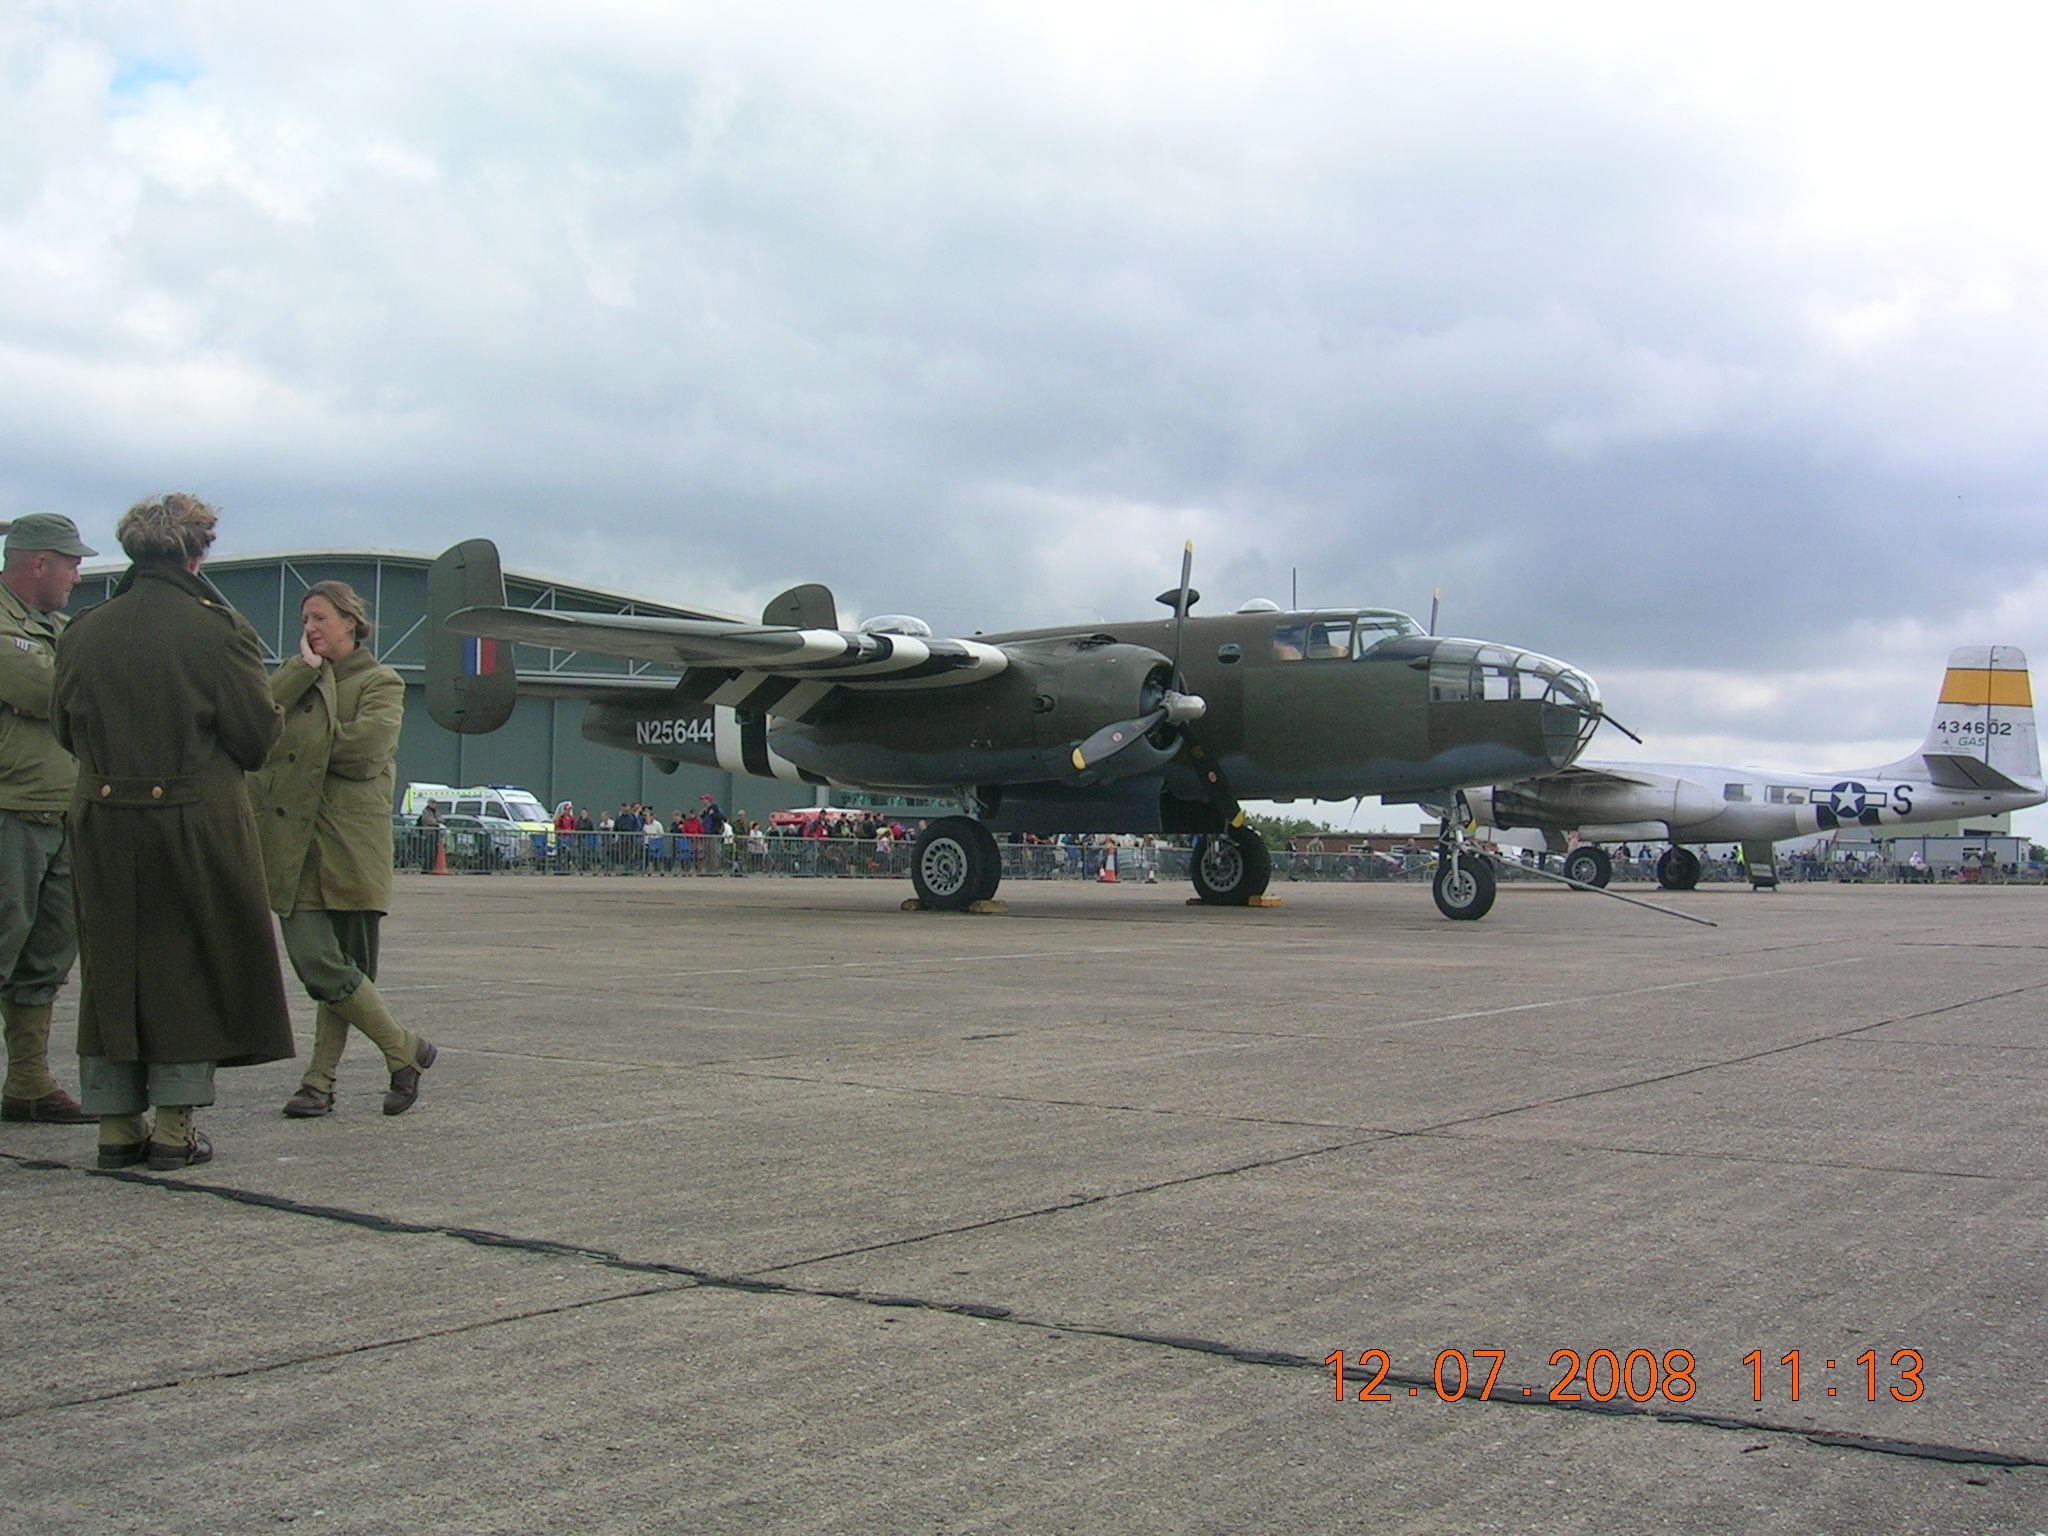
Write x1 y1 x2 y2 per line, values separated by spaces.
443 606 1010 689
427 538 1020 736
1525 764 1666 789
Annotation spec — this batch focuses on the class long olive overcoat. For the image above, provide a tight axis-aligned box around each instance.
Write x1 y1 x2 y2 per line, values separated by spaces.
52 563 294 1067
247 647 403 915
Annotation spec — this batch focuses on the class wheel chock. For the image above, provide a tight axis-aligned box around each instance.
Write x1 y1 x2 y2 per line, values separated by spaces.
900 898 926 911
967 900 1008 915
1248 895 1284 908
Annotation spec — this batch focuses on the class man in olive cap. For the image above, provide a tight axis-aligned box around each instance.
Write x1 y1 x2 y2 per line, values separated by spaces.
0 513 96 1124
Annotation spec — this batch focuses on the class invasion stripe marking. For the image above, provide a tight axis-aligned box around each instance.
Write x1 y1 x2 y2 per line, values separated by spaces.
774 682 834 722
707 672 770 707
1938 669 2032 708
740 713 772 779
740 676 800 714
712 706 743 775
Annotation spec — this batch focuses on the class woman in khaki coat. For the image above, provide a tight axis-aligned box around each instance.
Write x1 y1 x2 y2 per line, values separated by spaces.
248 581 436 1117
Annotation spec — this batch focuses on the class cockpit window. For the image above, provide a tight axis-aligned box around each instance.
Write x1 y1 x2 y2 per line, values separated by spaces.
1276 612 1420 662
1273 619 1353 661
1352 615 1419 657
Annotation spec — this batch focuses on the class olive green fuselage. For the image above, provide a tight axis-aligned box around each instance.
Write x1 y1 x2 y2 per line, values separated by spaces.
581 607 1595 836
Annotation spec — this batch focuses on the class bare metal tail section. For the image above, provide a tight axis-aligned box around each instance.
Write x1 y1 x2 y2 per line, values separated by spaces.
1875 645 2041 792
426 540 517 735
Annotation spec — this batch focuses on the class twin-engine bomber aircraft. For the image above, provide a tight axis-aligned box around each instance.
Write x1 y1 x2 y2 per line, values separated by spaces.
425 539 1610 919
1461 645 2044 890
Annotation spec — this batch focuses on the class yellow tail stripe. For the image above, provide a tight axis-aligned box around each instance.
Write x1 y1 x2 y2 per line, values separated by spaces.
1939 668 2033 707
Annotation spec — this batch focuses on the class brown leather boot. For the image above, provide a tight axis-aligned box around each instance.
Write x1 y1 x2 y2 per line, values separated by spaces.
2 1086 93 1124
383 1039 437 1115
2 1001 91 1123
145 1129 214 1171
283 1084 335 1118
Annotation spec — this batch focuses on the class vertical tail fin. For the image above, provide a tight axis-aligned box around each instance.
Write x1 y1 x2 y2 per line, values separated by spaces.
762 583 837 629
425 540 518 734
1907 645 2040 790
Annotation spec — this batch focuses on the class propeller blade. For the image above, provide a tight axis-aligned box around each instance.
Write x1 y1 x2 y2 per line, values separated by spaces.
1068 691 1208 773
1081 542 1208 778
1428 588 1440 636
1171 540 1193 681
1071 709 1168 773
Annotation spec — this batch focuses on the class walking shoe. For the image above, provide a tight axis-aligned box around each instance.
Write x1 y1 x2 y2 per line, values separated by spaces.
2 1088 94 1124
383 1039 437 1116
145 1130 213 1171
96 1141 148 1169
282 1085 336 1118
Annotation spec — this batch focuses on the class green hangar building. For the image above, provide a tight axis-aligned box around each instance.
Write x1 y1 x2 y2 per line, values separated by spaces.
68 549 817 826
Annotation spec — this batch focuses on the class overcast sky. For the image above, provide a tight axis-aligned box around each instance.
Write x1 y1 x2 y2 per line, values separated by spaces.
6 3 2046 833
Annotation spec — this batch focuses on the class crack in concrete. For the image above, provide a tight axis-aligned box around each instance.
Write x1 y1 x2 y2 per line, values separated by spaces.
0 1278 691 1422
3 1152 2038 1471
6 977 2040 1470
1401 980 2048 1139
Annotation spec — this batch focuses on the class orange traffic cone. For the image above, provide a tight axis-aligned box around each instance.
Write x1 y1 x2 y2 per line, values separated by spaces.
431 837 448 875
1097 845 1119 882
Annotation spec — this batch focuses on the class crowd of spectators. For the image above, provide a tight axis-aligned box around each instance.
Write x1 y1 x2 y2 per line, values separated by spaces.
397 809 2047 886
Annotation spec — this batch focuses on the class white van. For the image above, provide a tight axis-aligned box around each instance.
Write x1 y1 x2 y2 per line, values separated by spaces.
401 783 553 860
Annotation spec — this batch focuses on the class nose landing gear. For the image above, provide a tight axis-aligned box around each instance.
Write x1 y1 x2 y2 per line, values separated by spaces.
1432 793 1497 921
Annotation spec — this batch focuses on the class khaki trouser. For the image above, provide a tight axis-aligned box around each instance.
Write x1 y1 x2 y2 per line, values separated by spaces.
77 1055 216 1113
279 910 416 1091
0 810 77 1099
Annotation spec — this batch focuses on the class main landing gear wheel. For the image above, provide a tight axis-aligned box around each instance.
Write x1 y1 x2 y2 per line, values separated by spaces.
1657 846 1701 891
969 822 1003 903
1190 825 1272 906
912 816 999 911
1433 852 1497 921
1563 845 1612 889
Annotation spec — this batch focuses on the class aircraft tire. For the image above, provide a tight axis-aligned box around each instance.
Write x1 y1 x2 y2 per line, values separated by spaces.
1433 852 1497 921
1563 845 1612 889
1190 826 1272 905
913 816 995 912
1657 846 1702 891
969 821 1004 903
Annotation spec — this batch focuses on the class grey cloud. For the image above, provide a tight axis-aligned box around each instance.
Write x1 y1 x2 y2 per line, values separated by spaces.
2 5 2045 835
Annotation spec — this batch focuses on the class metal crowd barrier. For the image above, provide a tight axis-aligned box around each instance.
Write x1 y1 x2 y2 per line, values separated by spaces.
390 828 2038 884
391 830 1455 882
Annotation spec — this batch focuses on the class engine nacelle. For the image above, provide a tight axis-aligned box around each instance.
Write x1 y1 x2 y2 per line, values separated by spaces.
1470 771 1690 834
769 639 1181 789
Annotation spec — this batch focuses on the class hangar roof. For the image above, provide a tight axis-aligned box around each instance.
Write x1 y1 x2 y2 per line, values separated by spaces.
70 546 737 687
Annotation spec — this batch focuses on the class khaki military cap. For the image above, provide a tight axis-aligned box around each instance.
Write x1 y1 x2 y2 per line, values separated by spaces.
4 514 97 558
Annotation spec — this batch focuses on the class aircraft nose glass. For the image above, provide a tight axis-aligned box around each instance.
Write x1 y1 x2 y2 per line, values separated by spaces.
1528 657 1601 764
